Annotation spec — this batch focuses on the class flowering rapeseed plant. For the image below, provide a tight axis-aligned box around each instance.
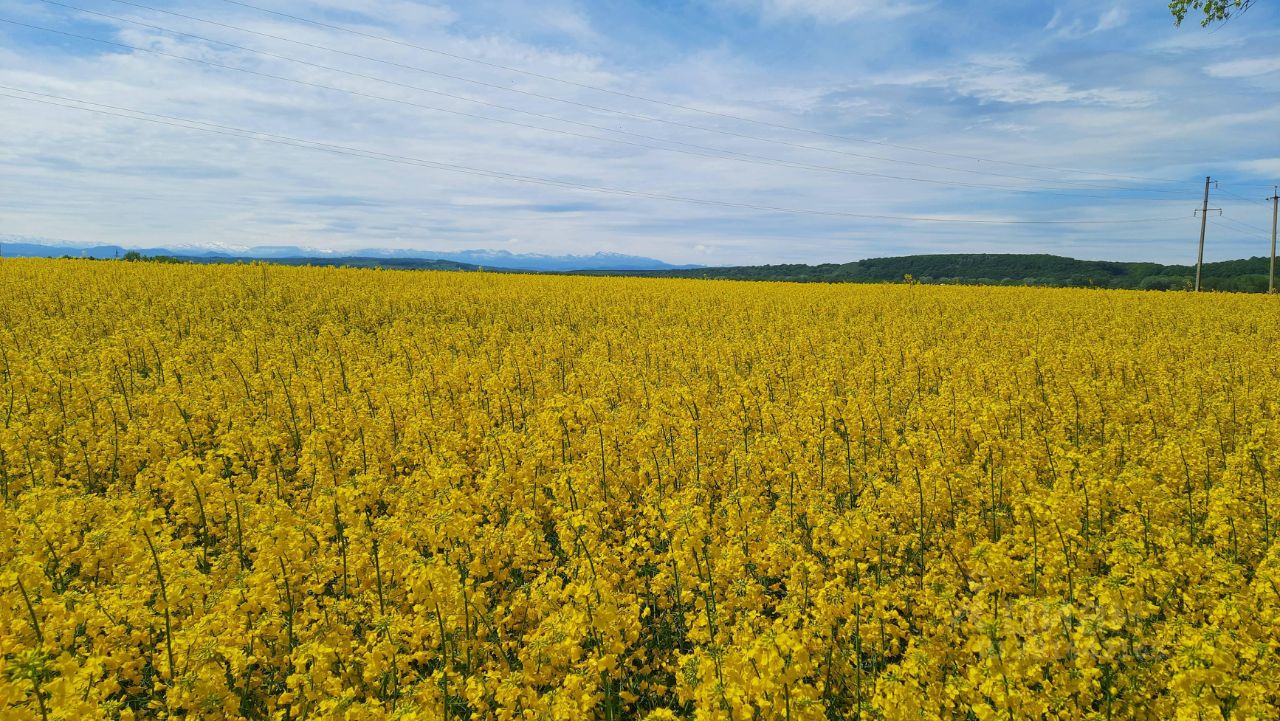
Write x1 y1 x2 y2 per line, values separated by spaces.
1 258 1278 719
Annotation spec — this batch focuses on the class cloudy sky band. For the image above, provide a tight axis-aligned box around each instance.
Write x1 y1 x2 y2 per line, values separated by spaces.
0 0 1276 264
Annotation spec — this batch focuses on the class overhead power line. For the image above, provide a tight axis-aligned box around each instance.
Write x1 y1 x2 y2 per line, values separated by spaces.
9 13 1192 199
1209 219 1268 242
0 88 1194 227
1215 216 1272 237
1215 185 1269 205
209 0 1191 185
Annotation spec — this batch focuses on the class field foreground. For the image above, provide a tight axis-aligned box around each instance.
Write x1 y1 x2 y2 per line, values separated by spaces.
2 259 1279 720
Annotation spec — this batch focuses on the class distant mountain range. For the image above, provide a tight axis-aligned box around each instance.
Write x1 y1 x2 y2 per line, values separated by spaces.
3 238 1276 293
0 237 702 272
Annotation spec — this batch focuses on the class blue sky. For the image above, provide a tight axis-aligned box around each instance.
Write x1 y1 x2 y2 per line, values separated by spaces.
0 0 1277 264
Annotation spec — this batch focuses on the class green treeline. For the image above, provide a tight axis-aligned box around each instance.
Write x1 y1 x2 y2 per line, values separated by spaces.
32 251 1279 292
626 254 1275 292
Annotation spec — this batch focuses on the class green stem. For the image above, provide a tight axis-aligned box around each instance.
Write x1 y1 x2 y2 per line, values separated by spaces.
142 530 176 682
16 577 43 646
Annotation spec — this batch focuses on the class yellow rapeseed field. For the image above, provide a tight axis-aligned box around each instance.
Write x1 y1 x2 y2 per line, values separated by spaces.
1 258 1279 720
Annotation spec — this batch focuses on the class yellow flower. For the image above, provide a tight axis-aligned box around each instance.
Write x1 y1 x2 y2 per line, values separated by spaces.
1 259 1277 720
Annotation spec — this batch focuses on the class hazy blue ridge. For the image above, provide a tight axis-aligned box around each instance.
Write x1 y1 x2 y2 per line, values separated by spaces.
0 238 702 271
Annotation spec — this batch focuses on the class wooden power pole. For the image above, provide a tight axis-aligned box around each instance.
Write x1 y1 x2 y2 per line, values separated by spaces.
1194 176 1220 292
1270 185 1279 294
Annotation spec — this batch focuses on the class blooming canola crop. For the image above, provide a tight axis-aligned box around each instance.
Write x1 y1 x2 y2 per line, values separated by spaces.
1 259 1279 720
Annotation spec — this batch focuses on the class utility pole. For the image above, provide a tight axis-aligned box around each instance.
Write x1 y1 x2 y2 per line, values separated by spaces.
1194 176 1221 292
1270 185 1279 294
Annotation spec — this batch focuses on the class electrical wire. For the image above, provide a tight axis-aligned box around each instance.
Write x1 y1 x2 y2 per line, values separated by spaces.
1208 219 1267 243
1215 216 1273 238
1216 186 1269 205
0 88 1195 226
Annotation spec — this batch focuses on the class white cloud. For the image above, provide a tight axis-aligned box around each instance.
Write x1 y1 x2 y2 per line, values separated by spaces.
0 0 1273 265
1234 158 1280 176
882 57 1155 108
1206 56 1280 78
304 0 458 30
1045 6 1128 39
1146 29 1247 53
721 0 927 23
1093 7 1128 32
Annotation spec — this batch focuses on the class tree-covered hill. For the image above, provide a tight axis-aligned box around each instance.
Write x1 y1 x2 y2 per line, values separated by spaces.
27 251 1277 292
596 253 1273 292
